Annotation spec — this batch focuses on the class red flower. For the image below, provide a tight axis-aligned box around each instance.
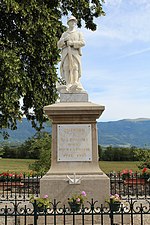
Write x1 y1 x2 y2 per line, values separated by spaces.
142 168 147 173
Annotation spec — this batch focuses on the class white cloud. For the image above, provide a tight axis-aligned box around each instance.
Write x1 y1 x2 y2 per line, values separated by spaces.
82 0 150 45
118 47 150 58
98 99 150 122
129 0 150 8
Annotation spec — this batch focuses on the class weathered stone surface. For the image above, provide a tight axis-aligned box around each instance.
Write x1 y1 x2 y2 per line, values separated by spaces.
60 92 88 102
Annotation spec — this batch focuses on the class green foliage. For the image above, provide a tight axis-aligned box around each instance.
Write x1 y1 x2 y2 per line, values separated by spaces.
68 191 87 205
98 145 102 160
106 194 122 204
1 132 51 173
59 0 105 30
0 147 4 157
2 131 51 173
28 132 51 173
30 194 51 208
1 135 44 159
99 146 150 170
2 145 19 158
0 0 105 133
133 149 150 169
101 146 139 161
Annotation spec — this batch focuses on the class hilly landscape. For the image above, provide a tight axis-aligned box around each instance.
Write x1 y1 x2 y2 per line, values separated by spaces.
0 118 150 148
97 118 150 148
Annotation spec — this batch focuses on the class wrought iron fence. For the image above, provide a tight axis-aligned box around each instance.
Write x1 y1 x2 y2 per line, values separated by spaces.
0 199 150 225
110 172 150 199
0 173 150 202
0 174 42 202
0 173 150 224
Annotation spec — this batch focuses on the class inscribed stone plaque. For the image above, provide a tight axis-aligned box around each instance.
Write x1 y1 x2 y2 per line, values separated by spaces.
57 124 92 161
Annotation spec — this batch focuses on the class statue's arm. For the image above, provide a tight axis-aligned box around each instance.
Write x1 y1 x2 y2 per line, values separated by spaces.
57 36 65 48
73 32 85 49
57 33 69 49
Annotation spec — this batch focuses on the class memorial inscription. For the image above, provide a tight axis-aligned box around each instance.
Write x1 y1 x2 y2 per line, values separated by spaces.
57 124 92 161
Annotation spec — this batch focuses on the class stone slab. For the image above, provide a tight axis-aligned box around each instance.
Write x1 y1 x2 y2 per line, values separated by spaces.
44 102 105 114
60 92 88 102
57 124 92 161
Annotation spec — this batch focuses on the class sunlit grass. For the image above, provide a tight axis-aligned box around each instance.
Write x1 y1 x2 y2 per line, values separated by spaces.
0 158 141 174
0 158 36 173
99 161 140 174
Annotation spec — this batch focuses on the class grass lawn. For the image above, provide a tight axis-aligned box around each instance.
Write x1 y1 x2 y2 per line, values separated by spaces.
0 158 141 174
0 158 36 173
99 161 140 174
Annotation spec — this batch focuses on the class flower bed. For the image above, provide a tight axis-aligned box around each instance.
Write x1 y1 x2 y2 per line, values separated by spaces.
124 178 146 185
0 172 22 182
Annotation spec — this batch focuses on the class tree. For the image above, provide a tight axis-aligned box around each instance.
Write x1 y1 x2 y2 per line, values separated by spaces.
98 145 103 161
28 131 51 173
101 146 139 161
0 146 4 157
0 0 105 133
133 149 150 169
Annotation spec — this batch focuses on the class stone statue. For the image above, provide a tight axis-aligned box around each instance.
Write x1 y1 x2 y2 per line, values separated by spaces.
57 16 86 93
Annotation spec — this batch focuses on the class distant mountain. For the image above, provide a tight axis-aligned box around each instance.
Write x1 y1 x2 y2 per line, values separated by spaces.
0 119 51 144
98 118 150 148
0 118 150 148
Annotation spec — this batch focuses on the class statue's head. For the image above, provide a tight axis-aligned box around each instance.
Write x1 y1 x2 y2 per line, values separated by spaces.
67 16 77 25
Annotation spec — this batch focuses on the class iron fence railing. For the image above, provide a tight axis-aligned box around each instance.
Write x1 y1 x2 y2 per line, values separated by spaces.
0 173 150 201
0 199 149 225
0 174 42 202
109 172 150 199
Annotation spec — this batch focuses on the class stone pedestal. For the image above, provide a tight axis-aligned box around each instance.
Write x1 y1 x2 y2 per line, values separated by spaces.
40 102 110 205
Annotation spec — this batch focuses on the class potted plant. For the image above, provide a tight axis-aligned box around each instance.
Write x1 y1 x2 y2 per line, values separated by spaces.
106 194 122 212
68 191 87 212
30 195 51 211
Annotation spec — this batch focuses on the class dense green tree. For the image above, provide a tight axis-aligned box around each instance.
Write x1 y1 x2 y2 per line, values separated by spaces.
1 131 51 165
2 145 18 158
101 146 139 161
133 149 150 169
0 0 105 133
28 131 51 173
98 145 103 161
0 146 4 157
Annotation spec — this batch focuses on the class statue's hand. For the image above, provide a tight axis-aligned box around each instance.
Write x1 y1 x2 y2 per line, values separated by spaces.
67 41 73 47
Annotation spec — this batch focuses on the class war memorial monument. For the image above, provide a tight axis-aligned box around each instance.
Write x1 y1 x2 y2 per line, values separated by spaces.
40 16 110 204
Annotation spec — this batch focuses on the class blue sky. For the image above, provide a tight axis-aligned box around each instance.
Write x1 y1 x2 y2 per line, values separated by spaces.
76 0 150 122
